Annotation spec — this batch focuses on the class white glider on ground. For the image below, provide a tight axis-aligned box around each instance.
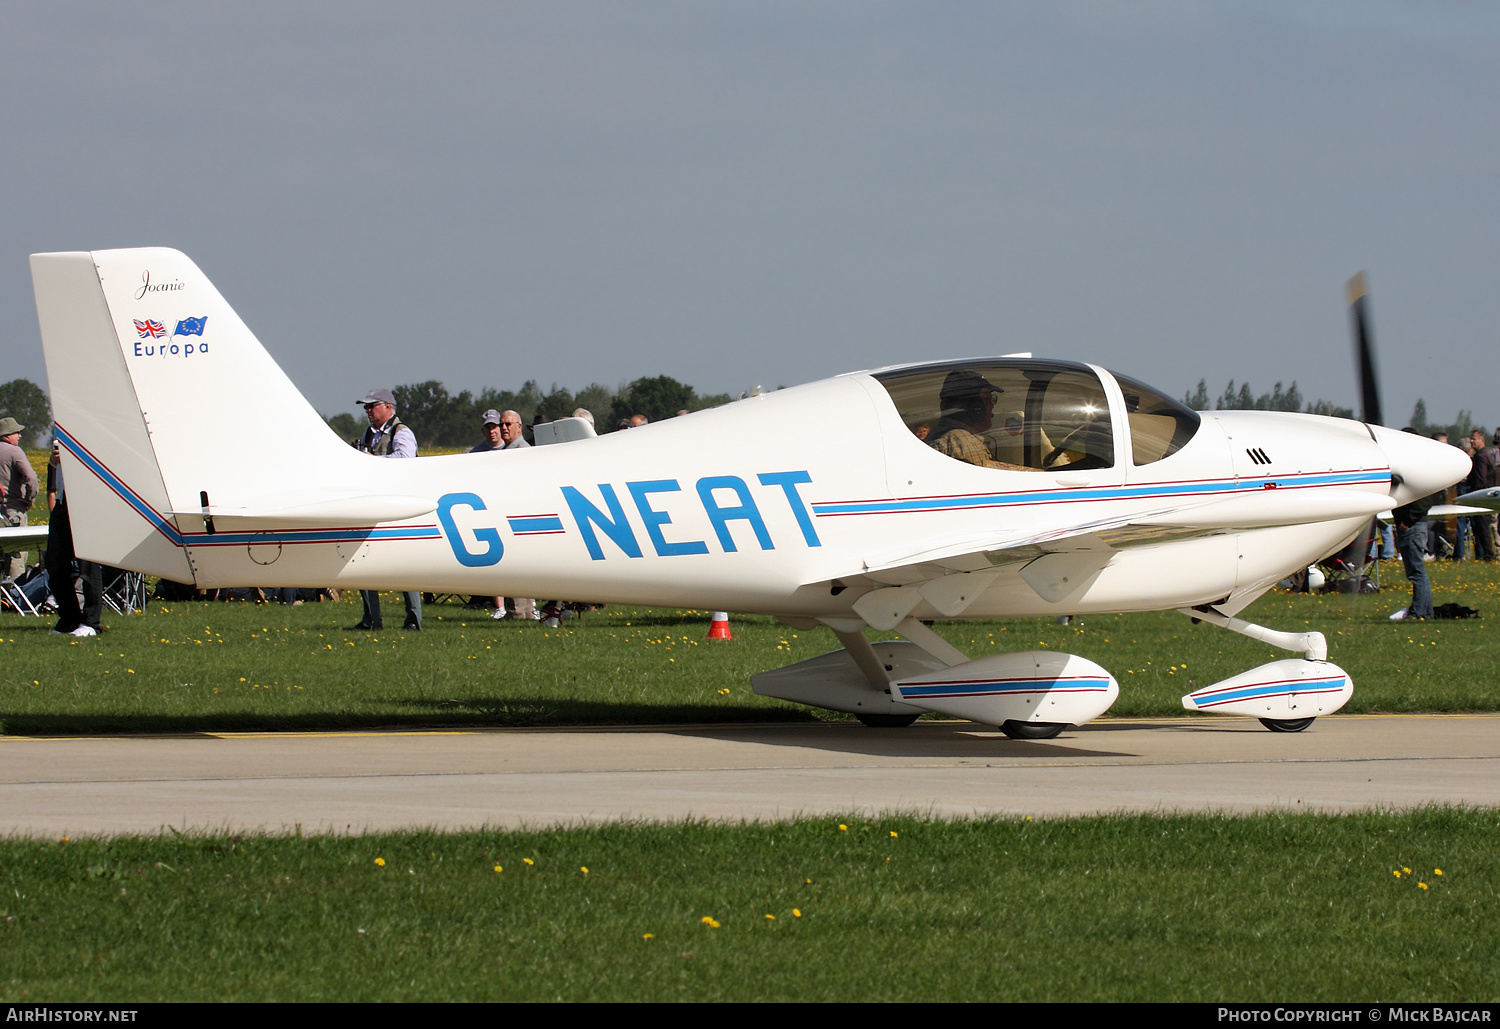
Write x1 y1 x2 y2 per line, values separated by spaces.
29 249 1469 736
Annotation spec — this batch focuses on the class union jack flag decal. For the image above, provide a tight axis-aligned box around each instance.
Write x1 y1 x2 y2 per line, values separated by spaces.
134 319 167 339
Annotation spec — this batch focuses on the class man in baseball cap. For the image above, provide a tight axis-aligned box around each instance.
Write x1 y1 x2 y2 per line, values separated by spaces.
470 409 504 453
349 387 421 630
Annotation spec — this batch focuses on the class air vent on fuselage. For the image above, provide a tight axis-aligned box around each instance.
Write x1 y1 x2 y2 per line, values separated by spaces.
1245 447 1272 465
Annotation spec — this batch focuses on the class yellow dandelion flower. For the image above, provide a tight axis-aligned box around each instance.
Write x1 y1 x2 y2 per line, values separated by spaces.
701 916 720 928
581 866 589 874
523 858 534 866
838 824 848 831
642 934 654 940
374 857 386 867
1435 869 1443 876
793 909 801 918
493 865 503 873
1419 882 1429 890
1393 870 1401 877
765 914 775 920
1403 867 1411 874
890 831 898 837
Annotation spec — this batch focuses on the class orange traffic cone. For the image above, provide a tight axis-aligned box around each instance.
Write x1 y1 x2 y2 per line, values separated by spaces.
707 611 733 640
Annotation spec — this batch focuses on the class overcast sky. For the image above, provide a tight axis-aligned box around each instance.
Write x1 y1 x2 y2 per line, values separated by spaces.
3 1 1497 425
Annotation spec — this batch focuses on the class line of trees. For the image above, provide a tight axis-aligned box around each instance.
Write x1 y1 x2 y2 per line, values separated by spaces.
325 375 734 448
1180 378 1354 418
1406 399 1486 443
1181 379 1483 440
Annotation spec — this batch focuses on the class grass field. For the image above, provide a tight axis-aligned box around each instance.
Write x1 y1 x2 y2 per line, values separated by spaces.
3 549 1498 1001
1 559 1497 734
1 810 1495 1002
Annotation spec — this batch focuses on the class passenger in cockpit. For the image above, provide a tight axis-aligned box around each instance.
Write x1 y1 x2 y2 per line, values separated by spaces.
930 369 1026 470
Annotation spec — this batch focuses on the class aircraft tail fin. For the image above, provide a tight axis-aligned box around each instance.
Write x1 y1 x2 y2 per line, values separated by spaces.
30 248 357 581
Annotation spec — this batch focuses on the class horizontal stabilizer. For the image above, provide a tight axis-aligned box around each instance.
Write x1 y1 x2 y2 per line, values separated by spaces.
169 491 437 529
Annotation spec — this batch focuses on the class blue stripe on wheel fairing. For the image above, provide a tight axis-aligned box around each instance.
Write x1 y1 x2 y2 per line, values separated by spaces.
1188 676 1348 708
899 675 1113 700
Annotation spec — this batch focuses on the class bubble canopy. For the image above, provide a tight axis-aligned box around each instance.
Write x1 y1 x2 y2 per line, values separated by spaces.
872 359 1200 471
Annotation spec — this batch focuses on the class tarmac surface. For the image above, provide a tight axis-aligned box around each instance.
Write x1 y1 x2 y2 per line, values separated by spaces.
2 713 1498 836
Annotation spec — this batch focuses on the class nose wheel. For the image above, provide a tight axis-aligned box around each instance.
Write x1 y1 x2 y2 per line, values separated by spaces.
1259 717 1315 733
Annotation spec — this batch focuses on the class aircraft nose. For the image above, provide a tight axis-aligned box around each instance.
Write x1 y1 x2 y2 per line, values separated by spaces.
1369 424 1472 506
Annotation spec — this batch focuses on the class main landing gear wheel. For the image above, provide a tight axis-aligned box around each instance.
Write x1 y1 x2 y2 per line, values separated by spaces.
856 713 920 728
1000 720 1067 740
1259 717 1315 733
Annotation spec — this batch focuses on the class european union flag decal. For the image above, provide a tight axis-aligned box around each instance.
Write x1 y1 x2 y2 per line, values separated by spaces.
173 316 208 337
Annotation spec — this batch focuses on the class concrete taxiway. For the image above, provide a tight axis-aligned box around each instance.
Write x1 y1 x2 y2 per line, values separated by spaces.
2 714 1498 836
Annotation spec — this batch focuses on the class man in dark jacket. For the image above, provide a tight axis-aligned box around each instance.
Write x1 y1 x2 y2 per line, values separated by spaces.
1465 429 1498 561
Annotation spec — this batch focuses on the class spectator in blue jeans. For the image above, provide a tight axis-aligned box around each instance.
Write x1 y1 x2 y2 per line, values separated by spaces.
1390 488 1439 622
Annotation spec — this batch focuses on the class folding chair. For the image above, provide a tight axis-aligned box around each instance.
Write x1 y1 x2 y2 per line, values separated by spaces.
1 573 41 615
100 565 150 615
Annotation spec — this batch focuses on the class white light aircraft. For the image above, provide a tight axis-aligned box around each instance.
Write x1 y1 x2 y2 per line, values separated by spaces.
28 249 1469 737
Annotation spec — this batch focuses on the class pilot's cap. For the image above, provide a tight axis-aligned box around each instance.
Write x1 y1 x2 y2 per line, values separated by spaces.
357 387 395 407
939 369 1003 405
481 409 501 427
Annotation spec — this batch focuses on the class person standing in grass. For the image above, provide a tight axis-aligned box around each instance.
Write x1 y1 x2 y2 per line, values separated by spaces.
350 387 422 631
1464 428 1497 561
1390 430 1440 623
0 417 39 582
45 438 103 637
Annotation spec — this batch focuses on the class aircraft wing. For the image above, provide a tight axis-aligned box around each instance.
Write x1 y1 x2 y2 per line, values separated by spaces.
1382 503 1491 521
0 524 51 550
812 487 1393 629
1456 487 1500 512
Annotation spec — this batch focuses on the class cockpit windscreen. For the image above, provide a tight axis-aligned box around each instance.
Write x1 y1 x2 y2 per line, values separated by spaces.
874 360 1115 471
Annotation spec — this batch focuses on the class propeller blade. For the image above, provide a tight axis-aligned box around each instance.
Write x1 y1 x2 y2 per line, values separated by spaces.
1347 271 1382 426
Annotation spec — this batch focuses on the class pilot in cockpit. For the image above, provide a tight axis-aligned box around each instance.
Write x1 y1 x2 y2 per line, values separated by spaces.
929 369 1027 470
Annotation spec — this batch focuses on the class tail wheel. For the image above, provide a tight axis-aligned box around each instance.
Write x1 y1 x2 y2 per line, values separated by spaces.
1259 717 1316 733
856 713 919 728
1000 720 1067 740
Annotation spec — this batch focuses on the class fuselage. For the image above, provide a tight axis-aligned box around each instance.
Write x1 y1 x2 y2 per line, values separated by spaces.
35 247 1467 626
80 361 1412 620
